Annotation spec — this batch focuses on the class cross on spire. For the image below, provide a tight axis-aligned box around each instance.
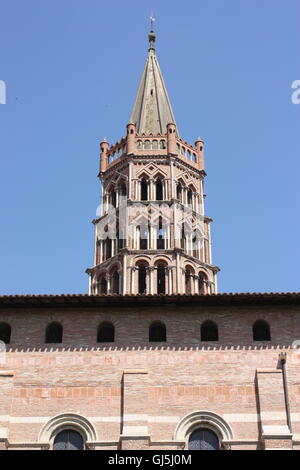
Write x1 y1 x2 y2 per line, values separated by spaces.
150 14 155 31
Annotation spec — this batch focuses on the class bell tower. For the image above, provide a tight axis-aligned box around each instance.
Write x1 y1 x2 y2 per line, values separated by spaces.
87 31 219 295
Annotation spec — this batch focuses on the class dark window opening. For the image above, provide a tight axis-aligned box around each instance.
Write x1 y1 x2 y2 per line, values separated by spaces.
106 238 112 259
118 238 124 250
177 184 182 201
156 179 163 201
0 323 11 344
111 272 119 294
98 322 115 343
198 274 206 294
138 266 147 294
53 430 84 451
111 190 117 208
141 179 148 201
181 223 186 250
188 428 219 451
45 322 63 344
253 320 271 341
201 321 219 342
185 269 192 294
188 190 193 206
157 266 166 294
99 277 107 294
149 322 166 342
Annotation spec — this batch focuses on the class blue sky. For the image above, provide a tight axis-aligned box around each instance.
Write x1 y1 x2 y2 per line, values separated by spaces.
0 0 299 294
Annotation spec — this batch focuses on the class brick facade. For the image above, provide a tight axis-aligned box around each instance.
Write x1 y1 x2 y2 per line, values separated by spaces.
0 294 299 450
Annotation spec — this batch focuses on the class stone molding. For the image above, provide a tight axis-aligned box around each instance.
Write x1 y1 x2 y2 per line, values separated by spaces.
174 410 234 443
38 413 97 444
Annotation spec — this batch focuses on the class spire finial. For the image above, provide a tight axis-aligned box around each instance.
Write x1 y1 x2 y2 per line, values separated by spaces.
150 13 155 31
149 14 156 51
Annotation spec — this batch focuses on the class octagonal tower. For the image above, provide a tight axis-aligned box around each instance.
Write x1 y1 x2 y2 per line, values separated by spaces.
87 31 219 295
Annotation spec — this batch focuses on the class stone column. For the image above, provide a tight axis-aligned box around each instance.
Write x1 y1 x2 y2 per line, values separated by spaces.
176 250 181 294
149 267 154 295
167 267 173 294
128 159 133 200
149 179 154 200
106 274 111 294
149 223 155 250
123 254 127 295
194 276 199 295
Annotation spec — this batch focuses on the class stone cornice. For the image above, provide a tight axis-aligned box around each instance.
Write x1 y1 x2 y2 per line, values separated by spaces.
0 292 300 309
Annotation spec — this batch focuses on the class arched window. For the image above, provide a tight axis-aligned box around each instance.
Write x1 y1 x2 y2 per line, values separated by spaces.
45 322 63 344
144 140 151 149
157 217 165 249
149 322 166 342
152 140 158 149
105 238 112 259
188 428 219 450
253 320 271 341
198 273 207 294
177 184 182 202
99 277 107 294
97 322 115 343
156 179 163 201
157 265 166 294
0 323 11 344
141 178 148 201
185 267 193 294
187 189 193 206
159 140 166 149
137 140 143 149
138 265 147 294
53 430 84 450
201 321 219 342
111 271 119 294
186 150 191 160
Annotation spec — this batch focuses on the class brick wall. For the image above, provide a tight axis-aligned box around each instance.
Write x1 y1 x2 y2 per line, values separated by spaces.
0 302 299 450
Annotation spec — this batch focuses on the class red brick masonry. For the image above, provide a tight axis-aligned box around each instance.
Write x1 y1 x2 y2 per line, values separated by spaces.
0 292 299 450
